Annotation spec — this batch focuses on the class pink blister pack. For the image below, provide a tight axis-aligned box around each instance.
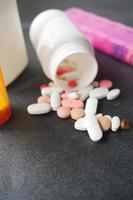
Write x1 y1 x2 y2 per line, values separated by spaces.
65 7 133 65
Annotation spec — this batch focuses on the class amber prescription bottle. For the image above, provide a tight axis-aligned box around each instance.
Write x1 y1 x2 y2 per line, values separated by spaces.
0 68 12 125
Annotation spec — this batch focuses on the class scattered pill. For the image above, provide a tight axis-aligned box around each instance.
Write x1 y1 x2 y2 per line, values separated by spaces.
74 118 87 131
91 81 99 88
37 95 50 104
85 97 98 115
68 80 78 88
68 92 80 99
28 79 128 142
111 116 120 132
97 116 111 132
56 66 74 75
104 115 112 122
61 99 84 108
61 99 72 108
78 85 93 101
61 91 79 99
50 92 61 111
59 71 79 81
27 103 51 115
71 99 84 108
61 90 69 99
100 80 113 89
57 106 71 118
120 119 131 130
71 108 85 120
89 87 109 99
106 89 120 100
41 86 64 96
96 113 103 120
84 114 103 142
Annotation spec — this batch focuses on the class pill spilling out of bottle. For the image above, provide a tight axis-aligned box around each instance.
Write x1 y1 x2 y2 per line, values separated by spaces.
28 9 131 142
27 79 131 142
55 60 79 88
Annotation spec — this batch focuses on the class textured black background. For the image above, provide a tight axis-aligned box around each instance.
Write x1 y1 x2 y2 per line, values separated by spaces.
0 0 133 200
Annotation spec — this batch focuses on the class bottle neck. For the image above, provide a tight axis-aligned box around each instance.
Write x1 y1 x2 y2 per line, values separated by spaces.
49 43 98 90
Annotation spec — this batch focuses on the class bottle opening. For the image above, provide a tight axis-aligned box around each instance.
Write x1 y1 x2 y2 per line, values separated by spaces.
53 51 98 91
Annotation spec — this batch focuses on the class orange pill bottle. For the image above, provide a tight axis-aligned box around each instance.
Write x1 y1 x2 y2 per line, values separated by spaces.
0 68 12 125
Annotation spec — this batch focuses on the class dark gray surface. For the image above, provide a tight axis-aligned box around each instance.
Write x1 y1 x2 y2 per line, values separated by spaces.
0 0 133 200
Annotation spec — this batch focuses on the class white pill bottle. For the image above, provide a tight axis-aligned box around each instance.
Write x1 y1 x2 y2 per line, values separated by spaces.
0 0 28 86
30 9 98 90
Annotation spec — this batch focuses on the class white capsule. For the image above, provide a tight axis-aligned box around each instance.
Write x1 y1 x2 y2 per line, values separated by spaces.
74 118 87 131
78 85 93 101
27 103 51 115
41 86 64 96
85 98 98 115
50 92 61 111
84 114 103 142
89 87 109 99
106 89 120 100
111 116 120 132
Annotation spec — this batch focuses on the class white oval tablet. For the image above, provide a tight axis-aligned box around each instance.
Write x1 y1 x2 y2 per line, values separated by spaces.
85 114 103 142
85 97 98 115
41 86 64 96
106 89 120 100
74 118 87 131
89 87 109 99
50 92 61 111
111 116 120 132
87 124 103 142
27 103 51 115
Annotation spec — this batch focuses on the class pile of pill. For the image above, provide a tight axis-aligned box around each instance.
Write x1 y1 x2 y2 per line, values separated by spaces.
56 59 79 88
27 79 131 142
